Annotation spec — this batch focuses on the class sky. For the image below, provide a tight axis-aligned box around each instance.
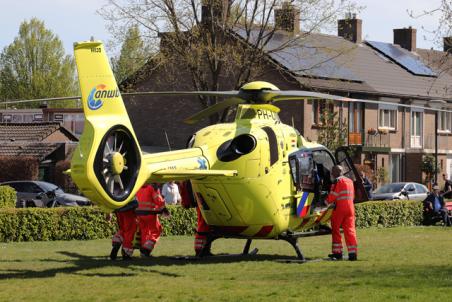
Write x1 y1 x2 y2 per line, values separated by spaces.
0 0 445 57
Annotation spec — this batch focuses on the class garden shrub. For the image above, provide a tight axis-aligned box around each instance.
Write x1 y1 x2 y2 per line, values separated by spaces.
355 200 423 228
0 156 39 182
0 185 16 208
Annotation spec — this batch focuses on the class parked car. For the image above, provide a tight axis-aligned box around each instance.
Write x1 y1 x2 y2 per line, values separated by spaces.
371 182 429 201
0 181 91 208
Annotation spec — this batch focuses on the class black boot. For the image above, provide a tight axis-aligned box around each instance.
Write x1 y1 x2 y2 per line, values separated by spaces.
348 253 357 261
328 253 343 260
110 243 121 260
121 249 133 260
140 248 151 258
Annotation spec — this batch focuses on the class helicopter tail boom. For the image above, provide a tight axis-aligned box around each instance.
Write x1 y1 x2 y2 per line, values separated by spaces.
70 41 149 210
142 148 237 182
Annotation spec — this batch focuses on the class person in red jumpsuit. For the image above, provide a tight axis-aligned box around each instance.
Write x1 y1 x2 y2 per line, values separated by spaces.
326 165 358 261
109 198 139 260
135 183 169 257
180 181 212 257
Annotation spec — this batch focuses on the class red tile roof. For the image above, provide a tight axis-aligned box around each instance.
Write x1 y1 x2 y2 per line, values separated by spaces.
0 122 78 142
0 143 62 160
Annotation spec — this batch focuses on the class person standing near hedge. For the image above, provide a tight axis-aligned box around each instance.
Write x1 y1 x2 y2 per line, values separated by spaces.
162 181 182 205
326 165 358 261
109 198 139 260
442 174 452 199
135 183 170 257
180 180 212 257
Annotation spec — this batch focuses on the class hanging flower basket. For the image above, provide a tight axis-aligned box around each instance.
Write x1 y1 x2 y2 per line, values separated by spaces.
367 128 377 135
378 128 389 134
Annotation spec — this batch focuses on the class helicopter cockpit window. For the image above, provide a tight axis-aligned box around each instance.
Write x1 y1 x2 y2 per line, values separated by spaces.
336 151 356 181
289 150 315 191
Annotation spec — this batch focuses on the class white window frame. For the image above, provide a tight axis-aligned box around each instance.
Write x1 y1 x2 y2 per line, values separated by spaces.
378 104 397 130
438 111 452 133
311 99 333 126
410 108 424 148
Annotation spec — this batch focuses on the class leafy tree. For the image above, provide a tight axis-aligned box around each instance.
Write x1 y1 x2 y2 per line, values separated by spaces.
0 18 77 108
111 25 150 83
100 0 361 123
421 154 440 185
317 104 347 152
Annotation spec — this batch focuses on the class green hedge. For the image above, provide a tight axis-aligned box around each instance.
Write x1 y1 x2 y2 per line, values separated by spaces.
355 200 423 228
0 201 423 242
0 206 196 242
0 185 16 208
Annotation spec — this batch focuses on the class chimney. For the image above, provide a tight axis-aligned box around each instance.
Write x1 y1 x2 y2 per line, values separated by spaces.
274 2 300 33
201 0 230 26
338 13 362 43
393 27 417 51
444 37 452 53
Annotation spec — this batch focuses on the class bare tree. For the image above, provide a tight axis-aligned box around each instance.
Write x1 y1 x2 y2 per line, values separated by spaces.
99 0 360 123
409 1 452 93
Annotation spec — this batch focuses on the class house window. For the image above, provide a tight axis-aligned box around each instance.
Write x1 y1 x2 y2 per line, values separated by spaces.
438 111 452 132
378 109 397 130
410 110 423 148
33 114 43 122
312 100 334 125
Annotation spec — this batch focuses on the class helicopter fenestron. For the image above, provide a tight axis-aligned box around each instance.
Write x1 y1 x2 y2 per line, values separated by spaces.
7 40 448 260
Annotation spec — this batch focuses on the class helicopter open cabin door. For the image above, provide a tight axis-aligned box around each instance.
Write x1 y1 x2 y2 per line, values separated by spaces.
335 147 368 202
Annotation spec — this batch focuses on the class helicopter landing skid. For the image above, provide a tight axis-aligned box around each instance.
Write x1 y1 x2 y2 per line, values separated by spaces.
172 247 258 261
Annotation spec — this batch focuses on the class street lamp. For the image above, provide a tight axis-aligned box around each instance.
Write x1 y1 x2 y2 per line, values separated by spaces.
429 100 447 184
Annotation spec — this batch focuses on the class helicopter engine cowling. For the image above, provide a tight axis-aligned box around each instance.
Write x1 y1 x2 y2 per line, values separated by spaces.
216 134 257 162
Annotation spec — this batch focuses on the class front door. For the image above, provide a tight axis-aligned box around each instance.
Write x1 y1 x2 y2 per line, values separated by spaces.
348 102 362 145
335 147 368 202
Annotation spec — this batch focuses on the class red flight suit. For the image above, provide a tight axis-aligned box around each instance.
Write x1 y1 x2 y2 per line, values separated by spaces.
194 207 210 255
135 184 165 254
180 181 210 255
326 176 358 255
111 201 138 257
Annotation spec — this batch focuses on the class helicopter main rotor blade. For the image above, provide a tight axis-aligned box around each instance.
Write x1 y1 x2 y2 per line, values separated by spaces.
184 97 245 125
1 95 81 105
122 91 240 98
265 90 452 113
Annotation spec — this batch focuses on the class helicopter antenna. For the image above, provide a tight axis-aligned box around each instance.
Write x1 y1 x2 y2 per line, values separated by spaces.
164 130 172 151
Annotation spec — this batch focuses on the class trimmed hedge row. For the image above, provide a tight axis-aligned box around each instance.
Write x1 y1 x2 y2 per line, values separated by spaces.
0 201 422 242
355 200 423 228
0 206 197 242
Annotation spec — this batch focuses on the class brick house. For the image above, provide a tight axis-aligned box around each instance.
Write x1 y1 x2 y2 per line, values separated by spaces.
119 2 452 187
0 122 78 182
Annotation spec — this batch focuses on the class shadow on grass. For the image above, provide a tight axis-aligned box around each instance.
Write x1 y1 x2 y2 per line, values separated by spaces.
0 250 314 280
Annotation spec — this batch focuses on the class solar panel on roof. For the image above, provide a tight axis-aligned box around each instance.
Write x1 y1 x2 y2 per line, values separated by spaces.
365 40 436 77
234 28 362 82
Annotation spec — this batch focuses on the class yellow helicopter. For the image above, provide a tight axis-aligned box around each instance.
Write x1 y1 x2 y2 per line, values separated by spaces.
69 40 371 260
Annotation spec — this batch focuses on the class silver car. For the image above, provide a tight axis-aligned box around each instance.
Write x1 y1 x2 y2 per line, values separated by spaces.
0 181 91 208
371 182 429 201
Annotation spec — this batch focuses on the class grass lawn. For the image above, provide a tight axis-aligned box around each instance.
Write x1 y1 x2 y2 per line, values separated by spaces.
0 227 451 302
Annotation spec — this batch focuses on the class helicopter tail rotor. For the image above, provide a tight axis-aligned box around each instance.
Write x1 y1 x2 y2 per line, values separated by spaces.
70 41 148 210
